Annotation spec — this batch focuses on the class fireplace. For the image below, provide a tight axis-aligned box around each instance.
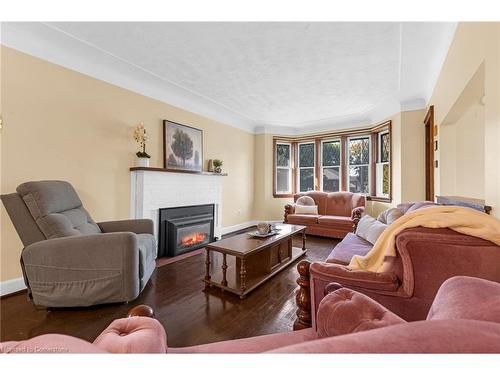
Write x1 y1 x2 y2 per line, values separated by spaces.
158 204 215 257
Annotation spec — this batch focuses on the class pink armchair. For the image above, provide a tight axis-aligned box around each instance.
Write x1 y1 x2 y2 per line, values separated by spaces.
2 276 500 353
292 226 500 331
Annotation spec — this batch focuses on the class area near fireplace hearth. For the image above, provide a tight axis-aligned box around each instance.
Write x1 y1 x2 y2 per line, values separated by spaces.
130 167 227 258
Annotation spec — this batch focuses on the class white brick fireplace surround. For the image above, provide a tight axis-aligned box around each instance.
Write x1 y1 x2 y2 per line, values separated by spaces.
130 168 254 254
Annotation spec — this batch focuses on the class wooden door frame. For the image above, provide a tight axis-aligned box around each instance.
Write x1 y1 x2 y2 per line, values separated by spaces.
424 106 435 201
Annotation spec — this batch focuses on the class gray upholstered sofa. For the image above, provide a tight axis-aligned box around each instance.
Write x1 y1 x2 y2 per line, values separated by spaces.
1 180 156 307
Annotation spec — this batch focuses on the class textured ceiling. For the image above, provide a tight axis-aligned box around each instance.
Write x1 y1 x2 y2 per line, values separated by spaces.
2 22 457 133
48 22 400 126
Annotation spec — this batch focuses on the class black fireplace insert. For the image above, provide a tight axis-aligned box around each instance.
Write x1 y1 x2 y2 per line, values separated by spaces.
158 204 215 258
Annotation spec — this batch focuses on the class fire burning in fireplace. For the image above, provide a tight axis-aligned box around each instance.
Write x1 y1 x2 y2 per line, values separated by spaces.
180 232 208 248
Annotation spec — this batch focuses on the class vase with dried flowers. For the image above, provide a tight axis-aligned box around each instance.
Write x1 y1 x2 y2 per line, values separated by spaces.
213 159 223 173
133 122 151 167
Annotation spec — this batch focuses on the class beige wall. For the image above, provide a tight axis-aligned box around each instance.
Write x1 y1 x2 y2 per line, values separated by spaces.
253 133 293 221
440 103 485 198
0 47 255 282
429 22 500 218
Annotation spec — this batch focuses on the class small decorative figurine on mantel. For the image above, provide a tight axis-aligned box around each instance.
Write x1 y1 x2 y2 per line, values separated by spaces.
133 122 151 167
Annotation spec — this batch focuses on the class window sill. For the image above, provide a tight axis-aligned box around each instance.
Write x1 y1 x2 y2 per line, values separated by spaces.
273 193 294 198
367 196 392 203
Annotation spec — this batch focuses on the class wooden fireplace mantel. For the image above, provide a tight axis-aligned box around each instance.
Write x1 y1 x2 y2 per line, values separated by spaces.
130 166 228 176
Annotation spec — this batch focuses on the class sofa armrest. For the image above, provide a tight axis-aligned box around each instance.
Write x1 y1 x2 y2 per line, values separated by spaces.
310 262 400 292
22 232 140 304
93 316 167 353
98 219 154 234
351 207 364 232
351 206 365 219
316 287 406 338
284 204 295 222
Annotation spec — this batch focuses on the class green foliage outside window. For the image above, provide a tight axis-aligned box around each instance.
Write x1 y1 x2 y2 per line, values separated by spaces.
276 144 290 167
322 141 340 166
383 163 390 195
299 143 314 167
349 138 370 165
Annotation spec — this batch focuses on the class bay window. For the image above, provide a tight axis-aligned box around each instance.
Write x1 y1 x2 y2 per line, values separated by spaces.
376 131 390 198
275 142 292 195
347 136 370 194
272 120 391 200
321 140 341 192
298 142 315 192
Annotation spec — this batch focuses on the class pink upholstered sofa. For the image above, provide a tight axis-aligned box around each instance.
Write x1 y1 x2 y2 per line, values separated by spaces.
304 202 500 328
284 192 365 239
2 276 500 353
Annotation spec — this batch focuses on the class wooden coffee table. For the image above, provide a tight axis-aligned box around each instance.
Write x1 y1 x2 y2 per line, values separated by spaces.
202 224 307 298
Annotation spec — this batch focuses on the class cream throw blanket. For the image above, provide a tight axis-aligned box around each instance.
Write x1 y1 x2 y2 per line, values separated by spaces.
348 205 500 273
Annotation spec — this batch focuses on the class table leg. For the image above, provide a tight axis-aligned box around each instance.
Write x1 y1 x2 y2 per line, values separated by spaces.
302 230 307 251
240 258 247 295
221 253 228 287
204 249 211 290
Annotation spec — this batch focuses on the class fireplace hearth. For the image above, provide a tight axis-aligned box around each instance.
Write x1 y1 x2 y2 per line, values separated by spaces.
159 204 215 257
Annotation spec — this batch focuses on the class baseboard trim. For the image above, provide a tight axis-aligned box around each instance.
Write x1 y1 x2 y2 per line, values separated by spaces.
220 221 258 236
0 277 27 297
1 220 283 297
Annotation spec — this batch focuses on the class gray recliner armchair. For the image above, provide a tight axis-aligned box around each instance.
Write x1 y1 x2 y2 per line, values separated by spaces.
1 180 156 307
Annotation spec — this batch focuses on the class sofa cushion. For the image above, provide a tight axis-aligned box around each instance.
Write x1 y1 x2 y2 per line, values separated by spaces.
316 288 406 338
427 276 500 323
287 214 319 225
318 215 352 226
325 192 354 217
295 192 328 215
327 233 373 264
294 205 319 215
355 215 387 245
377 208 403 225
296 196 315 206
397 201 436 214
17 180 101 239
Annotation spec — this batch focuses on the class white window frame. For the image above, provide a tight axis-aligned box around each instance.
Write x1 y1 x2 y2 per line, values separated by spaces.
347 135 371 195
320 138 341 192
275 142 293 195
297 141 315 193
376 130 390 198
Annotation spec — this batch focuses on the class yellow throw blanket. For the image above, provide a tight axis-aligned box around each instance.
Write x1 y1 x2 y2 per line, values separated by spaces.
348 205 500 273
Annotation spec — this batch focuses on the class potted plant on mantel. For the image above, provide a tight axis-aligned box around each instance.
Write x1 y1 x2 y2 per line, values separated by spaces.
133 122 151 167
213 159 223 174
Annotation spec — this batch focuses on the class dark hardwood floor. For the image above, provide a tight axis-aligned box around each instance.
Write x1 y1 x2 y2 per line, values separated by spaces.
0 234 337 348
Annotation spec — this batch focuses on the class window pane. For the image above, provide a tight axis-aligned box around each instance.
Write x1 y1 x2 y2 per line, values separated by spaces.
299 143 315 167
276 169 290 192
323 167 340 192
299 168 314 192
276 144 290 167
322 141 340 166
349 138 370 165
381 133 390 163
383 163 390 195
349 165 369 194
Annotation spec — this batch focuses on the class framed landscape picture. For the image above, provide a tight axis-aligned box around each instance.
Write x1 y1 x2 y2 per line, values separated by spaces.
163 120 203 173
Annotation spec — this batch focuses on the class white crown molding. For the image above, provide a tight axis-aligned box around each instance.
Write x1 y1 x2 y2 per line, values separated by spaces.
0 22 258 133
0 22 454 136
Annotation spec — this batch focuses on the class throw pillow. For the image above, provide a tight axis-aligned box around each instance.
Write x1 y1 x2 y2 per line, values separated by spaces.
355 215 387 245
296 196 316 206
377 208 403 225
294 204 319 215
